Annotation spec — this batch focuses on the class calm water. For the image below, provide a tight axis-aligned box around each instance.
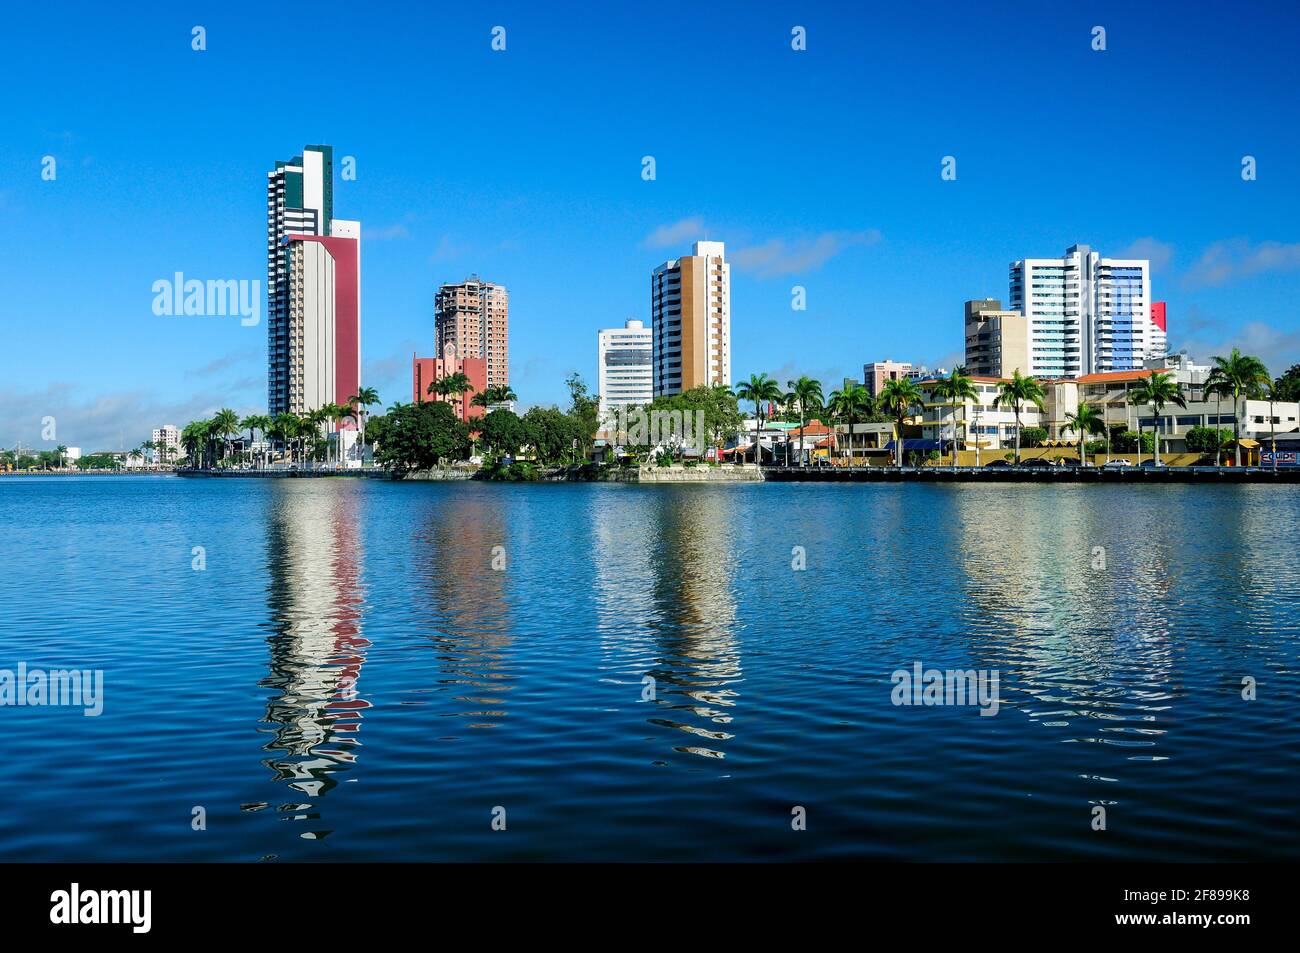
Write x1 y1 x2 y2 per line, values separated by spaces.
1 475 1297 861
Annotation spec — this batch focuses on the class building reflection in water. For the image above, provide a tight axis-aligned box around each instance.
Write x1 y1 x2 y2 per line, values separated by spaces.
947 486 1180 770
410 488 515 728
259 482 370 836
592 487 742 761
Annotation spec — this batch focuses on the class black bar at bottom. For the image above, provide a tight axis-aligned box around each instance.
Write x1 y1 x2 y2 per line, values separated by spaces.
0 862 1280 939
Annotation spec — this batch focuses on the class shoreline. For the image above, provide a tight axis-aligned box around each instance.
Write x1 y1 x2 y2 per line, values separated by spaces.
8 466 1299 484
142 465 1300 484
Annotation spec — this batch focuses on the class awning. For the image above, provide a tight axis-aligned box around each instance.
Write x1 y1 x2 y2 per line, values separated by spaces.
1237 438 1260 448
884 439 945 451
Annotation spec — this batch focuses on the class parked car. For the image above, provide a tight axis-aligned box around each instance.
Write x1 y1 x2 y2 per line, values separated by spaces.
1018 458 1055 468
1138 459 1166 468
1101 460 1133 469
984 459 1014 468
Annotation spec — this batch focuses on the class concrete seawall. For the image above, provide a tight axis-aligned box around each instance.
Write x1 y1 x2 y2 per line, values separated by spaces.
762 465 1300 484
601 464 763 484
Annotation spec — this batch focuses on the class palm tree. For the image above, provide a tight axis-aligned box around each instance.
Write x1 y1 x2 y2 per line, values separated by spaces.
55 444 68 469
1061 401 1105 466
212 408 240 466
345 386 381 465
241 414 271 468
135 440 154 469
470 384 517 411
734 373 783 464
931 371 978 469
270 413 301 466
1209 348 1270 466
323 402 351 466
993 370 1046 465
304 408 330 464
784 376 823 467
181 421 206 469
878 377 927 467
1264 380 1279 471
826 383 873 466
1203 368 1231 464
1128 371 1187 466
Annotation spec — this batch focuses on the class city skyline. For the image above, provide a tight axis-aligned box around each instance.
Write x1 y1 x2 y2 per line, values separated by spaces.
3 2 1300 450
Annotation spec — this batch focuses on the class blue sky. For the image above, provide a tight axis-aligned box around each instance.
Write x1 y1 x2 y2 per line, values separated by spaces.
2 0 1299 450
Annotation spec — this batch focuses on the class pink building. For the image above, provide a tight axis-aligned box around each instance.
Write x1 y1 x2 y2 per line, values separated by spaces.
413 342 488 424
284 229 361 429
864 359 913 397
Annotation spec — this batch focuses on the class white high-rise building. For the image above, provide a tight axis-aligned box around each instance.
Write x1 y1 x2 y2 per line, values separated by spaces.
267 145 362 424
152 425 181 462
1009 244 1163 378
597 319 653 413
652 240 731 396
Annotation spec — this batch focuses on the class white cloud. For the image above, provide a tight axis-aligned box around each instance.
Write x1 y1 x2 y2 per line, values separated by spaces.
731 230 882 278
429 234 471 262
1170 320 1300 376
643 217 706 249
1116 237 1174 273
0 382 260 453
1182 239 1300 288
364 224 410 241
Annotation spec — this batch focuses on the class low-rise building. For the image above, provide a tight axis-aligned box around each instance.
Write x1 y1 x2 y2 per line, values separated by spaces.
412 342 488 424
1078 368 1299 453
916 376 1048 454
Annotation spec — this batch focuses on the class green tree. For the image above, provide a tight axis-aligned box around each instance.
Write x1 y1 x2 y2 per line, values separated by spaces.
931 371 977 469
993 370 1046 464
1061 401 1105 465
373 400 470 473
471 384 518 411
1184 425 1232 456
479 408 526 458
565 372 601 461
1208 348 1270 466
826 383 874 466
521 406 578 465
345 386 381 463
878 377 927 467
241 414 271 468
1273 364 1300 403
212 408 241 465
1018 426 1048 449
1128 371 1187 466
784 375 824 467
735 373 783 463
269 413 302 466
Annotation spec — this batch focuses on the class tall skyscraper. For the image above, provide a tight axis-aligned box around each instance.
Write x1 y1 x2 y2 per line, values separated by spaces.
651 240 731 396
434 277 509 391
597 319 653 413
1009 244 1161 378
963 299 1031 378
266 145 361 420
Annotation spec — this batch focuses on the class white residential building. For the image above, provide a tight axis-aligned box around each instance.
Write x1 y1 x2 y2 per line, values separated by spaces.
916 376 1048 453
152 425 181 463
1010 244 1165 378
652 240 731 396
597 319 653 414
